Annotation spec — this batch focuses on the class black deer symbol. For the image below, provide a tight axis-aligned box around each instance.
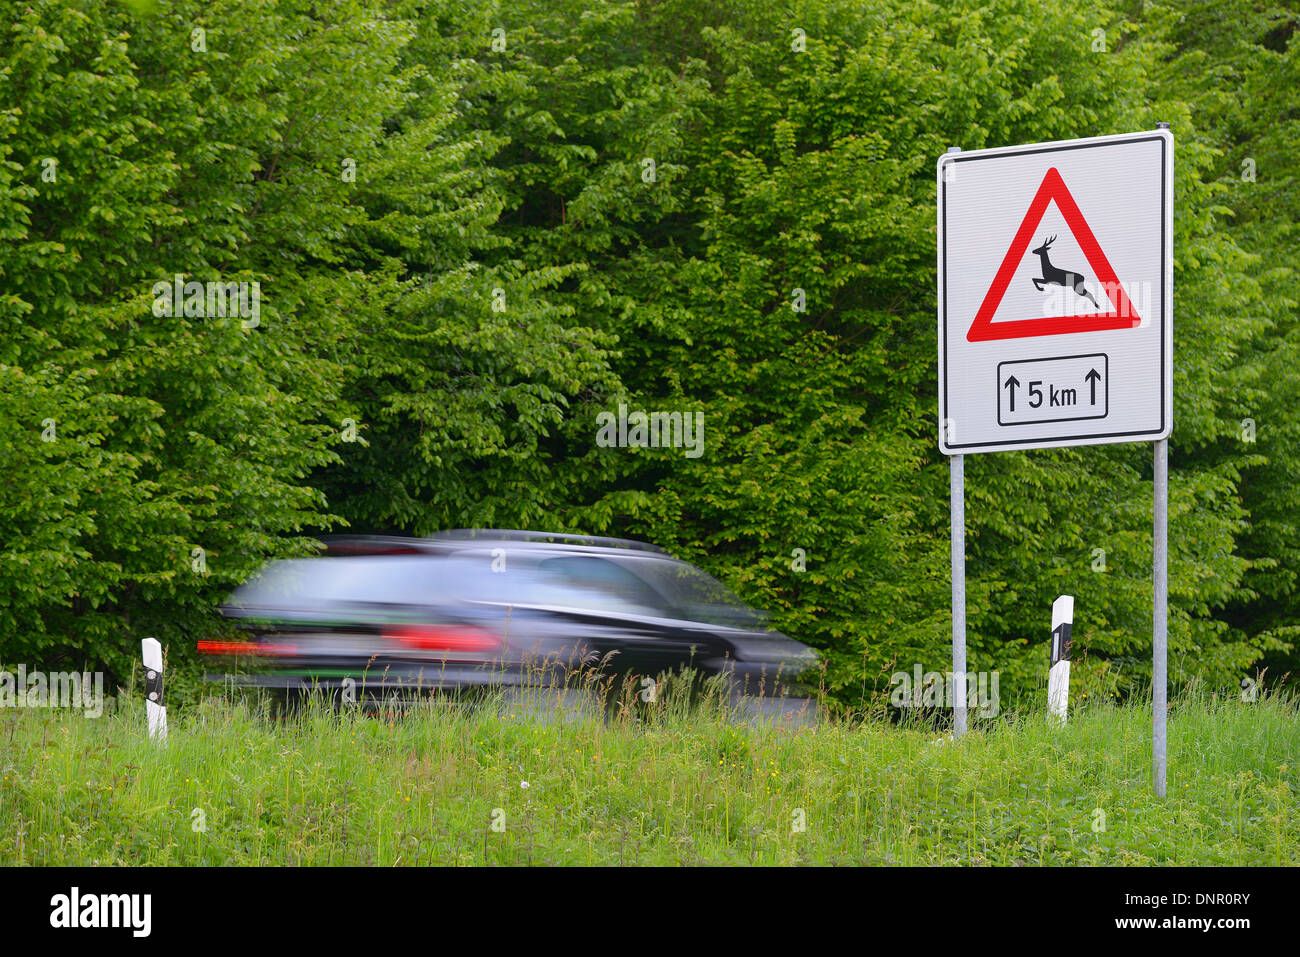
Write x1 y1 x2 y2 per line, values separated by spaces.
1031 235 1099 309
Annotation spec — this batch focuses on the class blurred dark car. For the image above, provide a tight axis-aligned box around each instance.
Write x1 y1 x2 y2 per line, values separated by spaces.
203 531 819 709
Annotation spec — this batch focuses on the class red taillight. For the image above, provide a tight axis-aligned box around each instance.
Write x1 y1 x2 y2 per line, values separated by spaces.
384 624 501 654
197 640 298 656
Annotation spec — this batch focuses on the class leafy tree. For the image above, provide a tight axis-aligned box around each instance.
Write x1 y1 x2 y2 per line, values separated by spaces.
0 0 618 690
440 0 1290 705
2 0 1294 710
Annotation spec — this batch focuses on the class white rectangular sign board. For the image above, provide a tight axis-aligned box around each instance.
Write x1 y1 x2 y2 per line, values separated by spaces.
938 130 1173 454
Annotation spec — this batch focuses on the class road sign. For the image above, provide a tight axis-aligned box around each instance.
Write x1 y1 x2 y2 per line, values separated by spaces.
939 127 1175 798
938 130 1173 454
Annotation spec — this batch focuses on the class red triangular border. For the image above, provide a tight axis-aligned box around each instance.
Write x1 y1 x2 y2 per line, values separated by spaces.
966 167 1141 342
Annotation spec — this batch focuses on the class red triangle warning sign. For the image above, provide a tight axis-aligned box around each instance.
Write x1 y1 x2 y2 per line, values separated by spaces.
966 167 1141 342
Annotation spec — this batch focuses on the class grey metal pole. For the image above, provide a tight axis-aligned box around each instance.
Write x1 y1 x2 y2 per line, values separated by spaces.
1153 438 1168 796
951 452 967 737
1153 121 1171 798
945 144 967 740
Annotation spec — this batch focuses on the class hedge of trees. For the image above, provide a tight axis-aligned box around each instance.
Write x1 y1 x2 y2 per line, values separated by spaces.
2 0 1295 707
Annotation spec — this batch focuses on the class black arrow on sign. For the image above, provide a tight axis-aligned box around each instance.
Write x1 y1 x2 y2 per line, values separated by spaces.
1084 368 1101 405
1003 374 1021 412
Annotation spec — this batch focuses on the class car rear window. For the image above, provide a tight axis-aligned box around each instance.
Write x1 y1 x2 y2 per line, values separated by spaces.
227 556 474 609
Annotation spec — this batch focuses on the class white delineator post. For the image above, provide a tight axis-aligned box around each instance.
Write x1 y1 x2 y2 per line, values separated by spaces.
142 637 167 742
1048 595 1074 724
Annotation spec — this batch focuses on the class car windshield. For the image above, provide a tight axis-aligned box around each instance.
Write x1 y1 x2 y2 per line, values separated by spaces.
628 558 769 628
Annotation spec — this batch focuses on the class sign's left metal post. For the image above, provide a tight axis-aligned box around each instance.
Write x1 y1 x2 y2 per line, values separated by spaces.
951 452 966 738
945 144 967 740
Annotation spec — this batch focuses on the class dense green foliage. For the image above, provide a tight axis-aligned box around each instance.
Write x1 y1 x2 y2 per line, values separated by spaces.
1 0 1295 706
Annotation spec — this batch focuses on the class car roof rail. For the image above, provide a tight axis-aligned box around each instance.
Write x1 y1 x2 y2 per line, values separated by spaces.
429 529 668 554
316 535 443 556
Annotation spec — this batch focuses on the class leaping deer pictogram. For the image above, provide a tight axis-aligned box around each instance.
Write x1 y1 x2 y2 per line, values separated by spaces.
1031 235 1099 309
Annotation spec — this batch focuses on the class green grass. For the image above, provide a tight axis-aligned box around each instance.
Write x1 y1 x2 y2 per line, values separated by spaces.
1 681 1296 865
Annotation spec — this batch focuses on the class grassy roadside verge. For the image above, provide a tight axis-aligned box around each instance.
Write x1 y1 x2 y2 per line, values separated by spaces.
1 688 1295 865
